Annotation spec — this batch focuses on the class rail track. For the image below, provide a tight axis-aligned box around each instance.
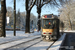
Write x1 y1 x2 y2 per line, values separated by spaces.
0 35 40 45
0 35 41 50
4 37 41 50
0 32 63 50
4 37 55 50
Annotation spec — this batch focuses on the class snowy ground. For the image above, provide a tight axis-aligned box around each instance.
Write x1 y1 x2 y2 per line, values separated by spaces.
0 31 41 44
0 31 41 50
26 40 53 50
0 35 41 50
0 30 74 50
60 30 75 32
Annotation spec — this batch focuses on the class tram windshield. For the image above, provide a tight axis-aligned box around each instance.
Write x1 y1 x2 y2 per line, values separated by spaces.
42 19 55 29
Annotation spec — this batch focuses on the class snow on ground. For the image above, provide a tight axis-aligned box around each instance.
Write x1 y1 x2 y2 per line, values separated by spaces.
60 30 75 32
0 30 74 50
0 35 41 50
6 31 40 37
2 30 74 44
0 31 41 44
26 41 53 50
26 33 67 50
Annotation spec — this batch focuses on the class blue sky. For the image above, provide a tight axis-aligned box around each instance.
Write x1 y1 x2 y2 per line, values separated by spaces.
6 0 59 17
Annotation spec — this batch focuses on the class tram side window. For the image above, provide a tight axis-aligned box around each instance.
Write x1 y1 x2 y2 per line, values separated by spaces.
54 19 59 27
44 19 53 26
53 20 57 27
41 20 43 28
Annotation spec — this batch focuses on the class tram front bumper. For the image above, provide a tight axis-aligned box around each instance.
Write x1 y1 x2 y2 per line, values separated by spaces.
42 35 57 40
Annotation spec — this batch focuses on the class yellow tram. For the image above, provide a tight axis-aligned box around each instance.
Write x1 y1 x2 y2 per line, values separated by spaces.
41 14 60 41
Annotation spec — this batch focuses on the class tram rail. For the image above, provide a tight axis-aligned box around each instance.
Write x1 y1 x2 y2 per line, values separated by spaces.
0 35 40 45
5 38 55 50
4 37 41 50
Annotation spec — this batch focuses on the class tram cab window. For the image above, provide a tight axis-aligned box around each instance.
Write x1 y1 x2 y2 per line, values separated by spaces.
44 19 53 25
42 19 54 29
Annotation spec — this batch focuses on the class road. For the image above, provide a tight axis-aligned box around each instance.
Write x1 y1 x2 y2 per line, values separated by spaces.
60 32 75 50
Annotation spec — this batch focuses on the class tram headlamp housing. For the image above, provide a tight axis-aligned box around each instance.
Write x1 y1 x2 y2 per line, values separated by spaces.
43 33 46 34
49 33 52 34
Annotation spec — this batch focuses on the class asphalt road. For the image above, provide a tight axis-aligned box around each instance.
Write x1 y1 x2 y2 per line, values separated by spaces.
60 32 75 50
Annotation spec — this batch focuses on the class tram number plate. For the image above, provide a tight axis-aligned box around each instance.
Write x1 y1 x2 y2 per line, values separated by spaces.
46 36 49 40
46 36 49 38
46 38 49 40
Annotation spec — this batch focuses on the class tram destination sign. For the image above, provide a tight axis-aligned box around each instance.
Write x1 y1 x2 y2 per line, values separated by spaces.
44 15 53 18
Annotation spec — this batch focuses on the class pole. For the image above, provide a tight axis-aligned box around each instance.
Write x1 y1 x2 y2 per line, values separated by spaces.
14 0 16 36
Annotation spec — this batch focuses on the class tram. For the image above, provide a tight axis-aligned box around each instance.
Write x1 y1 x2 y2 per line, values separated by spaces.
41 14 60 41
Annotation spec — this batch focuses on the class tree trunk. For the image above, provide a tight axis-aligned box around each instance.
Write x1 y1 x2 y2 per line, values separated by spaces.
37 8 41 31
37 13 41 31
67 14 72 30
69 18 72 30
14 0 16 36
25 10 30 33
1 0 6 37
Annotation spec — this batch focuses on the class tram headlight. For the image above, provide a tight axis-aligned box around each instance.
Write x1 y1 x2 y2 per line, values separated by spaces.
43 33 46 34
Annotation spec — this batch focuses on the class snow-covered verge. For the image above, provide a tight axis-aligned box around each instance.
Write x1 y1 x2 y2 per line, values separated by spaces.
0 31 41 44
60 30 75 32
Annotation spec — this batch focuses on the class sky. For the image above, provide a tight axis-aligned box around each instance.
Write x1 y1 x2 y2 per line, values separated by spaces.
6 0 59 17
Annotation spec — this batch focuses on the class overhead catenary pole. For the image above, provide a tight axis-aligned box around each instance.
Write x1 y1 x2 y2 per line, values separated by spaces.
14 0 16 36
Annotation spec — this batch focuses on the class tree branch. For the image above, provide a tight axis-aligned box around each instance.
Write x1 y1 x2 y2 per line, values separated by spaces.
29 0 36 11
41 0 51 7
35 0 38 6
54 0 58 5
30 0 33 6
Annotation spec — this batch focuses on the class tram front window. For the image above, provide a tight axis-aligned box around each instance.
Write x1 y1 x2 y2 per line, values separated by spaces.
43 19 54 29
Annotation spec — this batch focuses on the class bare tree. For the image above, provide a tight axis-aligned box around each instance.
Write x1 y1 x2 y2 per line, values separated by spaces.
25 0 36 33
20 12 26 30
16 10 20 28
6 7 12 17
59 0 75 30
36 0 51 31
6 7 13 27
0 0 7 37
35 0 68 31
